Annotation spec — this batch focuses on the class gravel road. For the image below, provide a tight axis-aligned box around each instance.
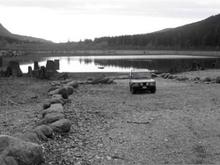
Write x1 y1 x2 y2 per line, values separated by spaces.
45 77 220 164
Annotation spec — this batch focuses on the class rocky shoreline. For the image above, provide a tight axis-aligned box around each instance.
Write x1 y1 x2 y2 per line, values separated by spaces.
0 69 220 164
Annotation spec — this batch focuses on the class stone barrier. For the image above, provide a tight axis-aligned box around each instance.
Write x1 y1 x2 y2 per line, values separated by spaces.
0 79 79 165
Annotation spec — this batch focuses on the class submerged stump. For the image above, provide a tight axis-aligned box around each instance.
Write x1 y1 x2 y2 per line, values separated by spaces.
5 61 23 77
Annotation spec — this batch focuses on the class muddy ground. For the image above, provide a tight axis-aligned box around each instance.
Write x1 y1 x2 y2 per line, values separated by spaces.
1 70 220 165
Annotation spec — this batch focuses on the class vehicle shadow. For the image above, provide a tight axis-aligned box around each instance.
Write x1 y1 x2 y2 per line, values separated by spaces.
130 89 155 95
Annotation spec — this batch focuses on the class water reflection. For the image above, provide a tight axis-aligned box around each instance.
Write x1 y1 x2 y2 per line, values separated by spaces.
20 55 220 73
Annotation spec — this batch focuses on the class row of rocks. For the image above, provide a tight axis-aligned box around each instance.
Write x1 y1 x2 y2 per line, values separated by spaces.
86 76 115 84
0 80 79 165
50 76 115 86
159 72 220 84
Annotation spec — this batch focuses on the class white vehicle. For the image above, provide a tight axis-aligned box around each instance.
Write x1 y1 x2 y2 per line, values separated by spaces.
129 69 156 94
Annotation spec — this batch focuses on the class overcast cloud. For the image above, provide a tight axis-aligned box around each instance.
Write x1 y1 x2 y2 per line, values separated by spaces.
0 0 219 42
0 0 219 17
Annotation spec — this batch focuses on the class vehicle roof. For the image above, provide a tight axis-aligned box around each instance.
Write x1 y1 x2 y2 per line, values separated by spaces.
130 69 150 73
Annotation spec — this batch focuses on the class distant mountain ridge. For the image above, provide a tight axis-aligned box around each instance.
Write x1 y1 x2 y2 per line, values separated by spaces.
87 14 220 50
1 14 220 51
0 23 11 36
0 23 51 45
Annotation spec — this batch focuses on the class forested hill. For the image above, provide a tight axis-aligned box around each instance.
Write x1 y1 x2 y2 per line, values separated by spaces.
0 23 51 47
1 14 220 51
82 14 220 50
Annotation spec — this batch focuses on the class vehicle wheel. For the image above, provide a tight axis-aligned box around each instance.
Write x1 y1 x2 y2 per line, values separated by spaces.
130 87 136 94
150 86 156 93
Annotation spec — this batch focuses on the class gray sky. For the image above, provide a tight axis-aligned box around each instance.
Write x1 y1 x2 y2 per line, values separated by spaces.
0 0 219 42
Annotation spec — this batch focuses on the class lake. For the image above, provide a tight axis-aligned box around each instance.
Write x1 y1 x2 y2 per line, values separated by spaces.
20 55 220 73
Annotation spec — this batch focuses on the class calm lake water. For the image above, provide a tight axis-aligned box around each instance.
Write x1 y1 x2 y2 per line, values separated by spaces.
20 55 220 73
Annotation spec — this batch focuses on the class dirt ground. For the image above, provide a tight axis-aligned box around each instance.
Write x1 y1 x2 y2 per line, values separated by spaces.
1 70 220 165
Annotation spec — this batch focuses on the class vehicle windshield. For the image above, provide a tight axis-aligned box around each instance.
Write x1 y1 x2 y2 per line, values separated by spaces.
131 72 152 79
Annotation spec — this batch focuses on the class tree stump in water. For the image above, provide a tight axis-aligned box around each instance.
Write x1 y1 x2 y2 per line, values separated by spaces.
46 60 55 71
54 60 60 70
28 66 33 77
34 61 39 70
6 61 23 77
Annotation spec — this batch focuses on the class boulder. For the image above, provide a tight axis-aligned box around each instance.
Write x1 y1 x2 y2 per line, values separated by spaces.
49 87 68 99
50 119 71 133
34 125 53 141
66 81 79 88
41 103 64 118
14 132 40 144
64 86 74 95
39 113 65 125
0 135 44 165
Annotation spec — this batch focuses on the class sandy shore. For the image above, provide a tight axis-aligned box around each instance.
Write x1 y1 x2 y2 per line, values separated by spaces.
0 69 220 164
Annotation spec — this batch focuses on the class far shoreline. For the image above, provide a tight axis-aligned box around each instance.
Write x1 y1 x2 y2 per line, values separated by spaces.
27 50 220 57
